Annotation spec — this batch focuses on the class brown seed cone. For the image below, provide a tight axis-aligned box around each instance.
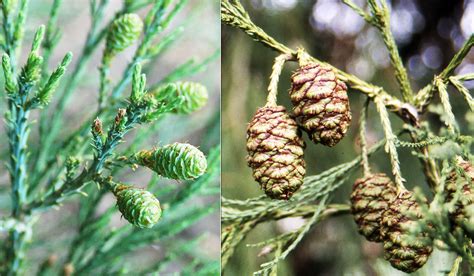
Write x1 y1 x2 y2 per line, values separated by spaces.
246 105 306 200
445 159 474 233
350 173 397 242
290 63 351 147
381 190 433 273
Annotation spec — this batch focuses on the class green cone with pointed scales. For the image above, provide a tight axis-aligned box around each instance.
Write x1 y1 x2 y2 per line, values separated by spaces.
152 81 209 114
112 183 161 229
104 13 143 63
135 143 207 180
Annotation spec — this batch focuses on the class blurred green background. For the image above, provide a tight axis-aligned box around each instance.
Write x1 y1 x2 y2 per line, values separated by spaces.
222 0 473 275
0 0 220 274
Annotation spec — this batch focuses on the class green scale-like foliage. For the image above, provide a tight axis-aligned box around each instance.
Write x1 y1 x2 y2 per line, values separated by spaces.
112 183 162 229
135 143 207 180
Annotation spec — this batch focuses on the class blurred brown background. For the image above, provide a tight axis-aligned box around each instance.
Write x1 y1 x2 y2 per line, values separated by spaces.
222 0 473 275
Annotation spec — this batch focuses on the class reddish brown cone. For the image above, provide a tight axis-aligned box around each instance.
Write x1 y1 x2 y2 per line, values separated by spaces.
350 173 397 242
246 105 306 200
290 63 351 147
381 190 433 273
445 159 474 234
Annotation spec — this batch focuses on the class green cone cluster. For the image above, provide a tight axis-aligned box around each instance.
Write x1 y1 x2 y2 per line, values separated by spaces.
381 190 433 273
350 173 397 242
135 143 207 180
246 105 306 200
104 13 143 63
112 183 161 229
445 159 474 233
153 81 208 114
290 63 351 147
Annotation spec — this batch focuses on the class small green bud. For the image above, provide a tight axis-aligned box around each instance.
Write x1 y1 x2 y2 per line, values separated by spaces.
113 108 127 131
104 13 143 63
154 81 208 114
130 63 146 104
92 118 103 136
135 143 207 180
31 25 45 53
112 183 161 228
91 118 105 150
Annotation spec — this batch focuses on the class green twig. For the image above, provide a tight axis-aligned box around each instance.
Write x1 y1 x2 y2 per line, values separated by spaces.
265 53 292 107
366 0 413 101
374 95 406 190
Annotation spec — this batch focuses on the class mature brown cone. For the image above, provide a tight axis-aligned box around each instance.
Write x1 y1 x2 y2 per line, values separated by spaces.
350 173 397 242
445 159 474 234
381 190 433 273
246 105 306 200
290 63 351 147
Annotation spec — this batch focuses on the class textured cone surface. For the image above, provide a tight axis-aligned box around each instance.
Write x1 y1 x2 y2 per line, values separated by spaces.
381 190 433 273
112 184 161 229
445 160 474 232
246 105 306 200
290 63 351 147
105 13 143 60
136 143 207 180
350 173 397 242
154 81 208 114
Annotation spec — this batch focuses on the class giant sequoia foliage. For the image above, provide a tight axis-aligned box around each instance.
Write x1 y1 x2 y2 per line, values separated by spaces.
0 0 220 275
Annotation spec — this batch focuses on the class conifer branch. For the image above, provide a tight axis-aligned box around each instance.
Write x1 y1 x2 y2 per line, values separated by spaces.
221 0 419 125
1 2 219 274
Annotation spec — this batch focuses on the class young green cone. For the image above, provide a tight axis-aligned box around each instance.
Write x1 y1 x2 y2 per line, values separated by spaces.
153 81 209 114
112 183 162 229
135 143 207 180
104 13 143 63
290 63 351 147
246 105 306 200
350 173 397 242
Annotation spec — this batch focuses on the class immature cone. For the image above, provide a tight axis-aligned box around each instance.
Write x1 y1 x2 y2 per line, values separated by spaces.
154 81 208 114
112 183 162 229
104 13 143 62
445 159 474 233
290 63 351 147
381 190 433 273
246 105 306 200
350 173 397 242
135 143 207 180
